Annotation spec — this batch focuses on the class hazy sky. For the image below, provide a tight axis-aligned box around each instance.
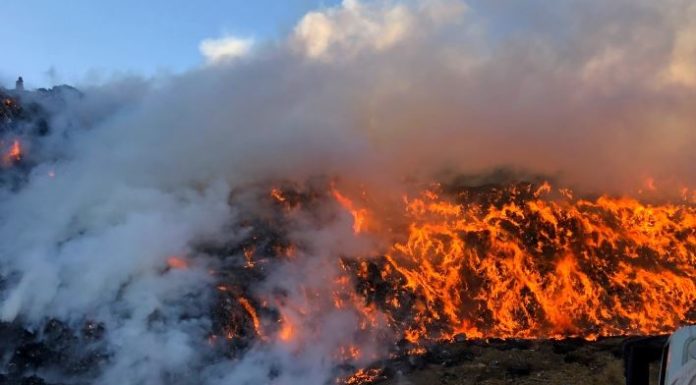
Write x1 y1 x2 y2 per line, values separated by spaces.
0 0 341 88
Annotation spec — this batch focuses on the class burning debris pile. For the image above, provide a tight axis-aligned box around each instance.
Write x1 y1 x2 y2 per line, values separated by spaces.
1 80 695 385
195 177 695 383
2 171 692 384
0 106 694 384
3 112 692 384
2 1 696 384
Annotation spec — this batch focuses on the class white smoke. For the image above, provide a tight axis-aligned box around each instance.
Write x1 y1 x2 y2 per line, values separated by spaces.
1 0 696 384
200 36 255 64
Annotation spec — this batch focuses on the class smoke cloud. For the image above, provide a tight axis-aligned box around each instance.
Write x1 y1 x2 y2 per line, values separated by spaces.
199 36 255 64
1 0 696 384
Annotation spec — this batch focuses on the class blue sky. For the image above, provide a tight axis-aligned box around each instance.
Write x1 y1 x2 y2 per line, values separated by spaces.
0 0 340 88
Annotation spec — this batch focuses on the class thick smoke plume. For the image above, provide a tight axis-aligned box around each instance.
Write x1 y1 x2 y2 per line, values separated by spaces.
1 0 696 384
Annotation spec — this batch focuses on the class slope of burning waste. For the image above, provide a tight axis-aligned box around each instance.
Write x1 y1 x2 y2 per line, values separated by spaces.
2 173 691 384
201 178 695 382
1 87 695 384
3 1 696 383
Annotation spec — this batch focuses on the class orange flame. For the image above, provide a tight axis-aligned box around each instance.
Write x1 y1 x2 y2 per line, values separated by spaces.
238 297 264 338
332 188 367 233
342 368 385 385
362 185 696 341
278 317 295 342
2 139 22 166
166 256 189 270
270 187 286 203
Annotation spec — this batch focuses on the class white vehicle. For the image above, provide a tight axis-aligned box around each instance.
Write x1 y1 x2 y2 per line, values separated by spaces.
659 326 696 385
625 326 696 385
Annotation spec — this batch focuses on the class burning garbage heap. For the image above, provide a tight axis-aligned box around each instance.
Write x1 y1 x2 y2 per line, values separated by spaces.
1 88 695 385
0 167 694 384
1 93 695 384
199 176 695 383
3 0 696 382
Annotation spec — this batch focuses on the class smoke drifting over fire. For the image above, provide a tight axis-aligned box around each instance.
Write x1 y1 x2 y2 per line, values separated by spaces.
1 1 696 384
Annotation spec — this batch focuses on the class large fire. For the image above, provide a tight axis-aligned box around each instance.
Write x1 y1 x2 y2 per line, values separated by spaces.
350 182 696 342
213 179 696 360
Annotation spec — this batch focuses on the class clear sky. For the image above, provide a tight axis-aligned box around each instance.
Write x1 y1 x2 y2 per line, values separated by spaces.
0 0 341 88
